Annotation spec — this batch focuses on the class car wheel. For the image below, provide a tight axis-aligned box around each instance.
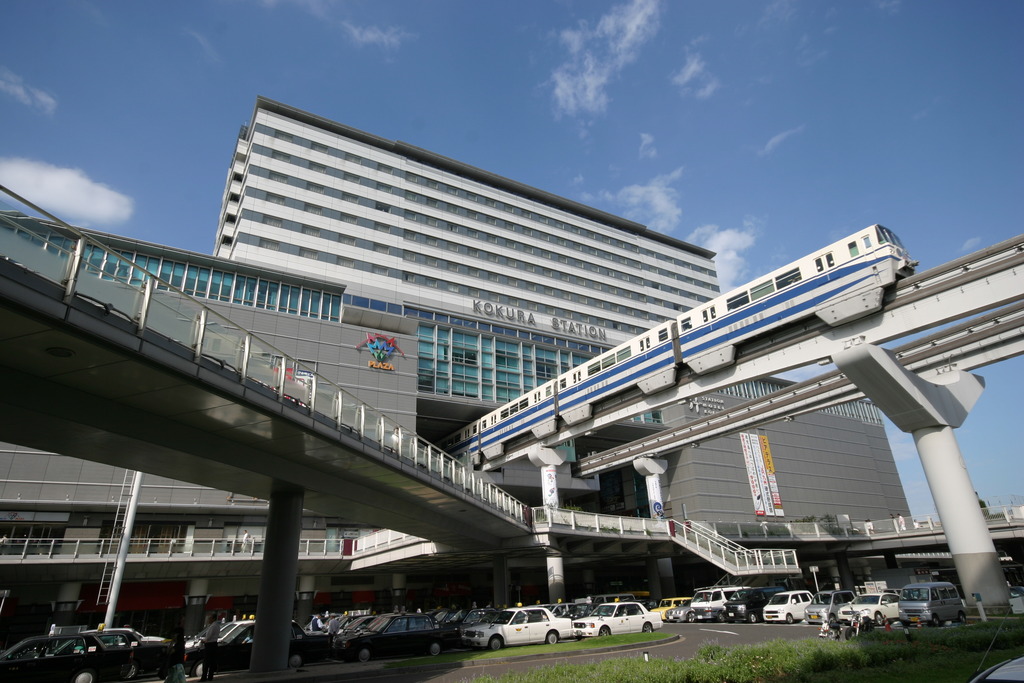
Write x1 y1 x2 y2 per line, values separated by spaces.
288 653 303 668
873 611 884 626
747 612 759 624
598 626 611 637
686 612 696 623
642 622 654 633
930 613 941 627
827 613 837 626
716 611 726 623
785 613 795 624
71 670 98 683
545 630 559 645
956 611 967 624
428 641 442 656
191 662 204 679
357 646 372 663
488 635 503 651
121 660 141 680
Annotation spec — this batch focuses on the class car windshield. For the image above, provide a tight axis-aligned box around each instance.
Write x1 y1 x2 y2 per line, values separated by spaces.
901 587 932 601
730 589 754 600
491 610 517 625
591 604 618 617
851 595 881 605
810 592 833 606
767 594 789 605
363 615 393 633
692 591 713 603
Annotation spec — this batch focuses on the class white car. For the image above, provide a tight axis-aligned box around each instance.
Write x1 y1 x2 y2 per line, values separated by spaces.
689 586 749 622
572 601 663 638
461 606 573 650
762 590 814 624
838 592 900 626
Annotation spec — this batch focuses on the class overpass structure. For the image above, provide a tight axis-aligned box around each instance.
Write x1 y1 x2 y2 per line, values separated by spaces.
1 188 1021 669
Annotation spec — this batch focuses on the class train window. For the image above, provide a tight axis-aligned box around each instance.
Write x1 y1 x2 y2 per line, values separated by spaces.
500 408 510 419
726 292 750 311
774 268 802 289
587 361 602 376
615 348 631 363
847 241 859 258
862 236 872 250
750 280 774 301
702 306 717 323
519 398 528 410
545 386 553 397
559 379 566 389
680 318 692 331
814 253 835 272
658 328 669 341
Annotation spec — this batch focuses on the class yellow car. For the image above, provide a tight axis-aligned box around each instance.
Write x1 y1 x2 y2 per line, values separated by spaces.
651 597 692 616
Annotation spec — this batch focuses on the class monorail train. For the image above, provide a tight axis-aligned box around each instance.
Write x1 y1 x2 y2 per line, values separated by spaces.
441 225 914 464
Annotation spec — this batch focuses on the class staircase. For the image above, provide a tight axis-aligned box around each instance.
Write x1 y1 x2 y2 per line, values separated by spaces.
668 519 799 576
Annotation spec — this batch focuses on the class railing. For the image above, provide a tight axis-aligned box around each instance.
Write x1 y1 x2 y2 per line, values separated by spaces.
668 519 799 575
351 530 427 556
0 190 527 526
532 507 669 536
0 536 345 560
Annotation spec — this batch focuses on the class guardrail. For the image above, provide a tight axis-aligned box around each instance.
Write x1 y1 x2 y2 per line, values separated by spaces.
0 189 526 525
0 537 343 560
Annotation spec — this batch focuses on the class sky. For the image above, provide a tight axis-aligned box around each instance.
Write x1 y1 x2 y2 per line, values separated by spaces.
1 0 1021 519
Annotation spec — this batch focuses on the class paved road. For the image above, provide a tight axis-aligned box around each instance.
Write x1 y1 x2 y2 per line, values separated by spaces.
206 621 823 683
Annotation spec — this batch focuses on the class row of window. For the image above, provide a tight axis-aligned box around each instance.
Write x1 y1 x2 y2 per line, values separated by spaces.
721 380 882 425
259 121 716 278
252 140 718 298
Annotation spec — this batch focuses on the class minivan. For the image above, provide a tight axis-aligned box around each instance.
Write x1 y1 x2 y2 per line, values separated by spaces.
762 590 814 624
804 589 856 625
689 586 750 622
898 581 966 626
723 586 788 623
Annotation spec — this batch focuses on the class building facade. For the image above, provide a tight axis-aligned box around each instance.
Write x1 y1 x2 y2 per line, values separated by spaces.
0 97 911 643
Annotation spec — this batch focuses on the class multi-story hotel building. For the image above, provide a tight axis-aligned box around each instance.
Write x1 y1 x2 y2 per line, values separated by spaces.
0 97 909 643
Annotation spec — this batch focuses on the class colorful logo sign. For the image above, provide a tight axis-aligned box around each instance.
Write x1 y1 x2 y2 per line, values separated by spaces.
356 333 405 371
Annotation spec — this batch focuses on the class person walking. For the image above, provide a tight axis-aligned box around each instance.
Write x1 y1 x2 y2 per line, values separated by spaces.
164 626 186 683
200 613 222 681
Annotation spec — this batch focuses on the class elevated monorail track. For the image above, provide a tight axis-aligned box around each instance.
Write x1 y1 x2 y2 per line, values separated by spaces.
482 233 1024 471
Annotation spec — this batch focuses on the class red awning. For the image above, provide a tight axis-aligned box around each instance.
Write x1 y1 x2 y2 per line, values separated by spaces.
77 581 187 613
351 590 376 604
206 596 234 611
313 592 332 605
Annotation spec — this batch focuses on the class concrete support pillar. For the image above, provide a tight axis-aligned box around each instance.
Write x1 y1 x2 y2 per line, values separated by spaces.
392 573 407 612
835 552 854 590
249 488 303 673
51 582 82 628
492 555 509 608
184 578 209 635
634 458 667 519
529 446 567 508
656 558 676 599
835 343 1009 608
582 569 596 596
546 555 566 604
883 551 899 570
296 575 316 626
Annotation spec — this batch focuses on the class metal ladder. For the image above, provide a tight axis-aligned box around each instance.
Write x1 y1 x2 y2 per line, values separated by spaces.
96 470 138 605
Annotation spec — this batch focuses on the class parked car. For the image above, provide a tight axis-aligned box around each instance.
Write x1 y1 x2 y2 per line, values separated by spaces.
335 612 453 662
723 586 788 623
898 581 967 627
439 607 499 635
762 590 814 624
689 586 750 622
651 596 691 616
663 598 696 626
462 606 574 650
837 592 901 626
805 589 856 626
182 620 330 678
0 632 136 682
572 601 663 637
967 653 1024 682
80 628 168 679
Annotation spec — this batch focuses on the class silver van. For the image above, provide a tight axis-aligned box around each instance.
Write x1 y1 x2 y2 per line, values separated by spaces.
898 581 966 626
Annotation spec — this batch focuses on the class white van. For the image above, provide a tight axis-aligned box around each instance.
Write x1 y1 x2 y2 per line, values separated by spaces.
689 586 750 622
898 581 966 626
762 590 814 624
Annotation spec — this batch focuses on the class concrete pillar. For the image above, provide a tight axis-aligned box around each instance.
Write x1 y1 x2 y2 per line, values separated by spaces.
392 573 407 612
834 343 1009 608
529 446 568 508
546 555 566 604
634 458 667 519
656 558 676 599
51 582 81 628
184 578 209 635
492 555 509 608
835 552 854 590
249 488 303 673
296 575 316 626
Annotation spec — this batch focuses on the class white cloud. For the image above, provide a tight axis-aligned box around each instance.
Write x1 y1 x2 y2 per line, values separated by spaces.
758 124 806 156
184 29 222 64
341 21 411 49
604 167 683 234
686 220 758 290
638 133 657 159
0 66 57 115
671 50 720 100
550 0 661 118
0 158 133 226
959 237 981 254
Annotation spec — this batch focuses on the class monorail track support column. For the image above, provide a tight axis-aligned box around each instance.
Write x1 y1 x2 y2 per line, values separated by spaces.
529 446 567 509
635 458 674 600
834 343 1009 610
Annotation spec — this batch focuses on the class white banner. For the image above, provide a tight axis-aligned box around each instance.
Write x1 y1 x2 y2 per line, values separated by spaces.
759 435 785 516
740 433 767 516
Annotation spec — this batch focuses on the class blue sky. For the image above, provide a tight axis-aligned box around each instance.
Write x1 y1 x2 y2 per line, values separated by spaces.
1 0 1021 518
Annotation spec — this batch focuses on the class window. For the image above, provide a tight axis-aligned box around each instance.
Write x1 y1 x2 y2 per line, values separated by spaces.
269 171 289 183
847 241 860 258
306 182 325 194
271 150 290 161
258 239 280 251
299 248 318 259
308 161 327 173
265 193 286 205
311 141 329 153
774 267 802 289
726 291 750 311
301 225 320 238
304 203 323 216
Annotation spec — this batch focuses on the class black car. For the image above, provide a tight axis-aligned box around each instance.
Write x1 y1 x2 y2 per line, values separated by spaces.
335 612 449 662
723 586 788 623
182 620 330 678
80 628 167 679
0 633 135 683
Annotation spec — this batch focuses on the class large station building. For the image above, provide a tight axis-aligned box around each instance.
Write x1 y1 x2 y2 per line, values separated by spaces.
0 97 909 641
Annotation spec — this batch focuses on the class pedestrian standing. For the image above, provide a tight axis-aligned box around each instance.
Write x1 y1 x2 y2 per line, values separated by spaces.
200 613 222 681
898 514 906 531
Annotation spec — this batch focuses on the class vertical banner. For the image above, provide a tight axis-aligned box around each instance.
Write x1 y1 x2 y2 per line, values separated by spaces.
740 433 767 516
542 465 559 508
759 435 785 516
747 434 776 517
645 475 665 519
